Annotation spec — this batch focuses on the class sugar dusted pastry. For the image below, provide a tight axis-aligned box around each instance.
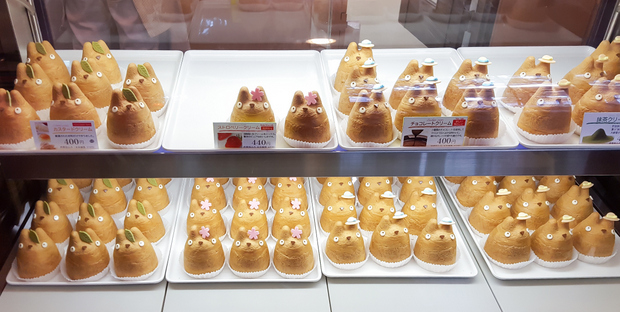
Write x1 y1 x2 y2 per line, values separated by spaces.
47 179 83 215
50 83 101 129
124 63 165 114
82 40 122 84
389 59 437 110
399 176 437 203
469 189 512 235
531 216 574 263
358 177 393 206
70 60 112 109
319 177 354 206
272 197 310 240
232 178 268 212
230 199 269 240
572 76 620 128
76 203 117 244
502 55 553 111
272 177 308 211
230 86 275 122
184 225 225 276
191 178 227 211
517 80 573 141
539 176 575 203
401 188 437 236
511 186 550 230
326 218 366 266
89 178 127 216
484 213 532 265
572 212 619 258
452 82 499 143
284 91 331 145
334 40 374 92
14 63 53 112
27 41 70 84
132 178 170 212
113 228 158 278
455 176 496 208
359 192 396 232
369 213 411 265
498 176 536 204
186 199 226 238
274 225 314 276
443 57 491 113
30 200 72 244
551 181 594 226
65 229 110 280
229 226 270 275
107 87 156 147
124 199 165 243
394 78 441 132
320 192 356 233
0 89 39 146
346 88 394 144
338 64 379 116
16 228 61 279
563 54 608 104
414 218 457 266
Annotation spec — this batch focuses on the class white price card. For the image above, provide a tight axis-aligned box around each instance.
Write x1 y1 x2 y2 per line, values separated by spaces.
30 120 98 150
580 112 620 144
401 116 467 147
213 122 276 148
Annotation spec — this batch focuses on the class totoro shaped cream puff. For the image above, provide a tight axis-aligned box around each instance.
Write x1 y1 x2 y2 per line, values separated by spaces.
511 186 550 230
531 216 574 263
107 87 156 146
186 198 226 239
563 54 608 104
272 197 311 240
27 41 71 85
232 178 268 212
70 60 112 109
230 199 269 241
502 55 554 111
325 218 366 265
273 225 314 276
338 64 379 116
230 86 275 122
123 63 165 114
455 176 496 208
65 229 110 280
0 89 39 146
191 178 227 211
50 83 101 129
334 40 375 92
14 63 53 112
124 199 165 243
346 88 393 144
484 213 532 265
539 175 575 203
572 212 619 258
46 179 83 216
113 227 158 278
394 79 441 132
469 189 512 235
284 90 331 144
369 213 411 265
16 228 61 279
319 177 354 206
320 193 356 233
76 202 117 244
443 57 491 113
30 200 72 244
229 226 270 275
401 188 438 236
89 178 127 216
551 181 594 227
414 218 457 266
572 76 620 128
389 58 437 110
132 178 170 212
82 40 122 84
452 82 499 141
272 177 308 211
184 225 225 276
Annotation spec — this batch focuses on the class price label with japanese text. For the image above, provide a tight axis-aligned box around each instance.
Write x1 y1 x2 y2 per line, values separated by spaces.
401 117 467 147
30 120 99 150
213 122 276 148
580 112 620 144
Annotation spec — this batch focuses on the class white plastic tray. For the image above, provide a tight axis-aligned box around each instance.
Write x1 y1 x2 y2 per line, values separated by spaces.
165 178 322 283
310 177 478 278
6 178 185 285
162 50 338 151
457 46 620 149
0 50 183 153
439 177 620 280
320 48 519 150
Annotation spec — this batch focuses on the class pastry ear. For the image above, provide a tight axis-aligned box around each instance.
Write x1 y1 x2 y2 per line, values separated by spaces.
592 40 610 59
52 82 65 100
331 221 344 236
68 82 85 99
458 59 473 74
190 199 200 212
110 89 123 107
42 40 56 53
116 229 127 243
357 89 370 102
403 59 420 75
237 86 251 103
9 89 28 106
361 66 376 77
292 91 305 106
480 86 495 100
425 218 439 232
280 226 291 239
126 63 138 77
370 89 385 102
522 56 536 69
547 218 559 231
345 41 358 55
375 215 391 232
143 62 156 75
257 86 269 102
312 91 322 106
236 227 247 241
189 225 200 239
479 191 495 205
131 227 148 241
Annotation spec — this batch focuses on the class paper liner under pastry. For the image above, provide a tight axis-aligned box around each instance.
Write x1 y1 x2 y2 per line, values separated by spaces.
110 245 162 281
411 235 458 273
573 121 582 136
498 98 522 114
60 257 110 282
228 261 270 279
36 108 50 121
534 248 578 268
323 235 369 270
66 211 80 224
273 257 316 279
149 97 169 119
463 136 499 146
0 137 35 150
121 180 135 193
577 247 617 264
181 245 228 279
440 105 453 117
369 251 412 268
514 110 575 144
12 260 61 282
480 236 535 269
340 119 398 148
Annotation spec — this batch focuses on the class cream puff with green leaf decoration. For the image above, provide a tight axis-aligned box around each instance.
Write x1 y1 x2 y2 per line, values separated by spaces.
107 87 156 147
70 59 112 109
76 202 117 245
124 199 165 243
14 63 53 113
30 200 72 244
65 228 110 280
50 83 101 130
89 178 127 216
26 41 70 85
16 228 61 279
113 227 158 278
82 40 122 85
46 179 83 215
132 178 169 212
124 63 165 114
0 89 39 147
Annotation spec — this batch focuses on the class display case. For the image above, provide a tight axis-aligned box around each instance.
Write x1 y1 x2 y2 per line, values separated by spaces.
1 1 620 311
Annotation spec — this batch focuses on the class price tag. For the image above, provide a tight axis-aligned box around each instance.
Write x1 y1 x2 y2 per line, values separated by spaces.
401 116 467 147
580 112 620 144
213 122 276 148
30 120 99 150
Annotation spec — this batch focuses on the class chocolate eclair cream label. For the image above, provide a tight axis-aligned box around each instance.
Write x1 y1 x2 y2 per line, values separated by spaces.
580 113 620 144
30 120 98 150
401 117 467 147
213 122 276 148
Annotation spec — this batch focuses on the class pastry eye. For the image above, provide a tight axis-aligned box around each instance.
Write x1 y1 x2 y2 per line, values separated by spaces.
112 106 119 113
147 214 153 219
485 74 490 79
236 102 243 108
386 179 390 184
42 242 48 248
537 99 544 105
50 54 56 59
290 106 296 112
380 231 386 237
390 207 395 212
595 94 603 100
139 102 145 108
237 212 243 217
137 186 142 191
504 231 511 237
301 211 306 216
278 183 282 187
350 82 357 87
211 238 217 244
511 179 516 184
585 226 592 232
187 240 193 246
545 201 550 205
484 205 490 211
258 185 263 190
238 186 242 191
97 72 103 78
159 184 163 189
115 187 120 191
547 234 553 240
410 205 415 210
260 210 265 215
344 56 349 62
75 98 82 105
48 188 53 193
297 184 302 189
572 200 578 205
151 78 157 84
425 234 431 239
356 232 361 238
472 180 478 185
523 202 529 207
547 74 551 79
35 79 42 85
13 78 17 84
432 203 436 208
189 212 195 218
280 208 285 213
98 216 103 222
279 240 284 245
139 241 144 247
349 206 355 211
584 72 591 79
13 107 21 114
612 229 616 235
403 228 409 233
365 182 370 187
519 72 526 77
126 79 131 85
259 241 264 246
106 53 112 58
367 205 372 211
333 237 339 242
459 75 466 81
429 181 434 185
27 57 31 63
216 183 220 187
404 75 411 81
348 181 352 185
235 241 241 246
303 240 308 245
78 216 81 220
53 215 59 221
212 209 217 213
461 102 467 108
375 78 380 83
327 182 332 186
555 178 560 183
115 244 120 249
70 246 75 252
317 107 323 113
263 102 269 109
569 229 573 235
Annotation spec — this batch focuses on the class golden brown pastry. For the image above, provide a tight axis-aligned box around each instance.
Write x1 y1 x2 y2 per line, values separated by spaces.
273 225 314 276
124 199 165 243
539 176 575 203
271 177 304 185
572 76 620 128
359 192 396 232
65 229 110 280
338 65 379 116
50 83 101 129
325 218 366 265
82 40 122 84
510 186 550 230
89 178 127 216
272 198 311 240
320 192 356 233
76 202 117 244
563 54 608 104
284 90 331 144
452 83 499 141
357 177 393 206
132 178 170 212
346 89 393 144
394 79 441 132
272 177 308 211
399 177 437 203
319 177 354 206
70 60 112 109
233 177 266 186
531 216 574 262
14 63 53 112
30 200 72 244
334 40 374 92
190 178 227 211
389 58 436 110
469 189 512 235
113 228 158 278
414 218 457 266
123 63 165 114
73 179 93 190
443 57 491 112
230 199 269 241
369 213 411 264
455 176 496 208
498 176 537 204
517 80 573 138
0 89 39 145
230 86 275 122
551 181 594 226
502 55 553 111
229 226 270 274
183 225 225 276
232 178 268 212
27 41 70 84
186 199 226 238
484 213 532 264
46 179 83 215
401 188 437 236
107 87 156 146
572 212 619 258
16 228 61 279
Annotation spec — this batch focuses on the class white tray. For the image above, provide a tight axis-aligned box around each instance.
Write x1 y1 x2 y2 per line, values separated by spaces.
0 50 183 153
162 50 338 151
6 178 185 285
320 48 519 150
457 46 620 149
165 178 322 282
310 177 478 278
439 177 620 280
